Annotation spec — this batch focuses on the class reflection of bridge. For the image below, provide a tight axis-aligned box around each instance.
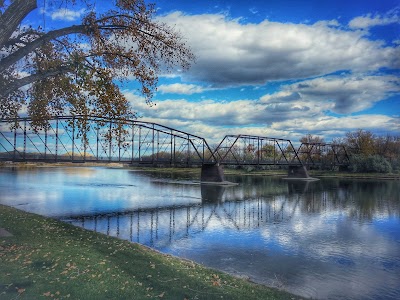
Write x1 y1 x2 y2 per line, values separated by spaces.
0 116 350 179
61 184 303 248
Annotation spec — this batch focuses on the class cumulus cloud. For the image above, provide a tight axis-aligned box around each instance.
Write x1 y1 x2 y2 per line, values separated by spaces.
349 10 400 29
261 75 400 114
157 12 399 86
124 74 400 142
158 83 207 95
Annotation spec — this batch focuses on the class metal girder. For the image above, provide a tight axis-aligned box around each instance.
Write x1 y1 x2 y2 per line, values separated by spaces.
296 142 350 166
0 116 350 168
212 134 303 166
0 116 216 165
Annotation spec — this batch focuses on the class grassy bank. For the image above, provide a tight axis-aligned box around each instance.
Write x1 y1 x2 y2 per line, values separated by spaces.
0 205 300 300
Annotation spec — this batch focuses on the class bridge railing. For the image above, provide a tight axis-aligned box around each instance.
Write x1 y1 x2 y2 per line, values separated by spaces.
0 116 216 165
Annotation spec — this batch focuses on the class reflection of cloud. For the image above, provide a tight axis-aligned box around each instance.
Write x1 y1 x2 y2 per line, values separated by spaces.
2 168 399 300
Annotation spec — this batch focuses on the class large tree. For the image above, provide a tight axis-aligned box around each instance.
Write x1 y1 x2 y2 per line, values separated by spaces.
0 0 194 127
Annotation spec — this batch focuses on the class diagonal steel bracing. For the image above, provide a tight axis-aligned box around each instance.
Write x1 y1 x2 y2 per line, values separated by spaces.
0 116 350 168
0 115 216 165
212 134 302 166
296 142 350 167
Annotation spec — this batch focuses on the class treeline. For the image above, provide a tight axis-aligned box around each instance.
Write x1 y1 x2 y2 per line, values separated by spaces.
303 130 400 173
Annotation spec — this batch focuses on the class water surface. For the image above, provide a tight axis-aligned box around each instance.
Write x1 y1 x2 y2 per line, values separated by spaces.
0 166 399 299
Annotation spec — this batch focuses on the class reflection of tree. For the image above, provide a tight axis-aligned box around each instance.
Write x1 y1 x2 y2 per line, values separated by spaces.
297 179 400 221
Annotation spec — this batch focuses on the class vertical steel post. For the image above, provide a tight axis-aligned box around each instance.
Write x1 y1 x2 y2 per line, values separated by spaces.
72 117 75 160
96 126 99 160
138 126 141 161
187 134 190 166
257 137 260 165
13 119 17 160
170 130 173 165
202 140 205 163
152 124 155 163
23 119 26 160
109 121 112 162
55 117 59 162
156 130 159 162
173 135 176 165
44 126 48 160
118 122 121 162
132 123 135 162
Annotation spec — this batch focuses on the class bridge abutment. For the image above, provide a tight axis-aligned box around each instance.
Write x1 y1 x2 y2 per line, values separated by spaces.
287 165 310 178
201 163 225 183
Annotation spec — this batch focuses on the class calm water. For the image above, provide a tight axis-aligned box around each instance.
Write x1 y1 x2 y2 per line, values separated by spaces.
0 166 399 299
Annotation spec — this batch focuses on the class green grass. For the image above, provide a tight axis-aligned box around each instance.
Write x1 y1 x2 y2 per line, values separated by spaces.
0 205 300 300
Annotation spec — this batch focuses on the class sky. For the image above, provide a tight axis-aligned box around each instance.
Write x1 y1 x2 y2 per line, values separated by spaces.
26 0 400 144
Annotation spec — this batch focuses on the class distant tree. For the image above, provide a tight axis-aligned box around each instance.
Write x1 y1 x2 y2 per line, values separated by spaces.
0 0 194 130
345 129 375 155
344 130 399 173
298 134 325 164
299 134 325 144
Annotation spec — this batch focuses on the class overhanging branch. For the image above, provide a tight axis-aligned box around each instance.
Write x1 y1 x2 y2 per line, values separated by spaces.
0 25 88 73
0 66 72 98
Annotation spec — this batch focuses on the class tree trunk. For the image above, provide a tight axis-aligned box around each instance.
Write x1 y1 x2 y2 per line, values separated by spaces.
0 0 37 48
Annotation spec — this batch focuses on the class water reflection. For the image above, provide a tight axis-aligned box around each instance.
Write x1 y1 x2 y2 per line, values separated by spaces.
0 167 399 299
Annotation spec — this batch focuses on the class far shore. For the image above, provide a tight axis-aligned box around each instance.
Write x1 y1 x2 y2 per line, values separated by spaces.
1 161 399 180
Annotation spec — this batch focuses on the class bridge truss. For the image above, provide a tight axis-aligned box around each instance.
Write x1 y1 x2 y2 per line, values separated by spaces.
296 142 350 167
0 116 215 165
212 134 302 166
0 116 350 168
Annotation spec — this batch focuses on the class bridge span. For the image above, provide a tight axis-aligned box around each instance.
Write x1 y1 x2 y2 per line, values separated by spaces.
0 116 350 180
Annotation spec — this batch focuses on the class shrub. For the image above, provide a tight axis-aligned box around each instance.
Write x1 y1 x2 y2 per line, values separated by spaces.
349 154 392 173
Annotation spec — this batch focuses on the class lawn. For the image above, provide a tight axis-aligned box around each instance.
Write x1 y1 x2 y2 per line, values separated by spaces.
0 205 301 299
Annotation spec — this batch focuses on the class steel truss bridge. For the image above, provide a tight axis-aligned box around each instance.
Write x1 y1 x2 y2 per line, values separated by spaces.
0 116 350 168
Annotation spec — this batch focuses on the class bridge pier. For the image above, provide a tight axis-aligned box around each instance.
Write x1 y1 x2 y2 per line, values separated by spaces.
287 165 310 179
201 163 225 183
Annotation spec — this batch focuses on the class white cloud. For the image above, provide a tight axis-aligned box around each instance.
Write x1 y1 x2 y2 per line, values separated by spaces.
124 74 400 143
158 83 207 95
157 12 399 86
50 8 86 21
261 75 400 114
349 11 400 29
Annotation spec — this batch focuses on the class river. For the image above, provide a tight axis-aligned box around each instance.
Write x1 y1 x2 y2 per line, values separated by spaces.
0 166 399 299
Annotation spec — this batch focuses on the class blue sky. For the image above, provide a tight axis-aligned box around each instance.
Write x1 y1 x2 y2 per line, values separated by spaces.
27 0 400 143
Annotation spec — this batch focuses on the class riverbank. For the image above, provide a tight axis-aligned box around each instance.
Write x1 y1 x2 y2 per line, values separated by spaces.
129 166 400 180
1 161 399 180
0 205 300 300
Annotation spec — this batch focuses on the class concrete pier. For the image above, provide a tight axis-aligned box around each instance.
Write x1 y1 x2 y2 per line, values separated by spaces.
287 165 310 179
201 163 225 182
